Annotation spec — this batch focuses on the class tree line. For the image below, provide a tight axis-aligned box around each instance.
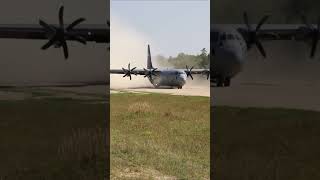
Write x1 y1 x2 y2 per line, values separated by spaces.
155 48 210 69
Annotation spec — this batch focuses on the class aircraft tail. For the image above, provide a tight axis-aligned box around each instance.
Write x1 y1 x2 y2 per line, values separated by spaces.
147 44 154 69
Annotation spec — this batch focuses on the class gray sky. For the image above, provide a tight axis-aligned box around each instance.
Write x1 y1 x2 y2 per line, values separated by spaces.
0 0 109 85
111 0 209 57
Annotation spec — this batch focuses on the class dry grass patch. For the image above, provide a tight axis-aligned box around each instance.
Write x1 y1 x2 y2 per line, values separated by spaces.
111 93 210 179
128 101 153 114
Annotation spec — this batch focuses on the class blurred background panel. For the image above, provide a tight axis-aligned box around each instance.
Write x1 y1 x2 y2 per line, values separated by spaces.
0 0 109 179
212 1 320 179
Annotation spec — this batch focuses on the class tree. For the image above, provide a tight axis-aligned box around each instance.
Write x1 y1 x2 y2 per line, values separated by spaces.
199 48 209 68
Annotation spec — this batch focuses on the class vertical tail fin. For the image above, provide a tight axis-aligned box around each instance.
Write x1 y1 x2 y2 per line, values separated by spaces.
147 44 154 69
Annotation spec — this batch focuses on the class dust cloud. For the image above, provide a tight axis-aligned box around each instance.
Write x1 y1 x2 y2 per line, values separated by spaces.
213 40 320 110
110 17 210 96
110 16 154 89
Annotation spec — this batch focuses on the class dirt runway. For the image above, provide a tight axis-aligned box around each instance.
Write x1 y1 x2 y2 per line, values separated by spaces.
111 74 210 97
212 80 320 111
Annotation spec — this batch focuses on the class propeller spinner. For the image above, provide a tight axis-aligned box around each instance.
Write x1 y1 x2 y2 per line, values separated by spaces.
202 69 210 80
185 65 194 80
39 5 87 59
300 15 320 58
240 12 270 58
122 63 137 80
143 68 158 79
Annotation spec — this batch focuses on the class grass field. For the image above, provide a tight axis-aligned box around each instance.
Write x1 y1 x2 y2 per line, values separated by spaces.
213 106 320 180
0 88 107 179
111 93 210 179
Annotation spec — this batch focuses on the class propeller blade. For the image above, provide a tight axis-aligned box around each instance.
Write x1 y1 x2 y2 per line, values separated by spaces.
73 36 87 44
301 15 312 29
190 74 193 80
39 20 55 32
243 12 251 31
131 67 137 71
66 18 86 31
255 41 267 58
62 41 69 59
59 6 64 29
41 37 56 50
256 15 269 32
242 12 268 58
310 36 318 58
68 34 86 44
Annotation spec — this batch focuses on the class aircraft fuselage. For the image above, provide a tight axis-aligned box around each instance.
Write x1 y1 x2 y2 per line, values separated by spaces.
211 26 247 86
148 69 187 88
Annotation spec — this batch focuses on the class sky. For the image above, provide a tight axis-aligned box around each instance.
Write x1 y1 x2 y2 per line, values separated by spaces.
111 0 209 58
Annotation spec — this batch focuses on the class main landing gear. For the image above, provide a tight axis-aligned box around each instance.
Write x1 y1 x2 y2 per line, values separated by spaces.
177 86 183 89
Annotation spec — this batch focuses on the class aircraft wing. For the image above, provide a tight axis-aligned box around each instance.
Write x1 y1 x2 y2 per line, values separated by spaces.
110 69 147 75
214 24 318 41
182 68 210 79
0 24 109 43
214 23 320 58
237 24 311 41
185 69 210 74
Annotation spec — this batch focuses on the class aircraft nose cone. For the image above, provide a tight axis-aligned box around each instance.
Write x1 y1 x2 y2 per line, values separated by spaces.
178 74 187 85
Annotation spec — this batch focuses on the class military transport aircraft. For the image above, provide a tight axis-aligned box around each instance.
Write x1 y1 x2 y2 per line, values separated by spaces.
110 45 210 89
212 12 320 87
0 5 109 59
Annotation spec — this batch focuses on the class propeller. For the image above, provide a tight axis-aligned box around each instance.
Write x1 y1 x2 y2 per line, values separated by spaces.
39 5 87 59
202 70 210 80
122 63 137 80
240 12 270 58
185 65 194 80
300 15 320 58
143 68 158 79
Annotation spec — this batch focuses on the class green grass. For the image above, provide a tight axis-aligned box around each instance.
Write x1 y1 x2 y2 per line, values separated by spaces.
213 106 320 180
111 93 210 179
0 97 107 179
